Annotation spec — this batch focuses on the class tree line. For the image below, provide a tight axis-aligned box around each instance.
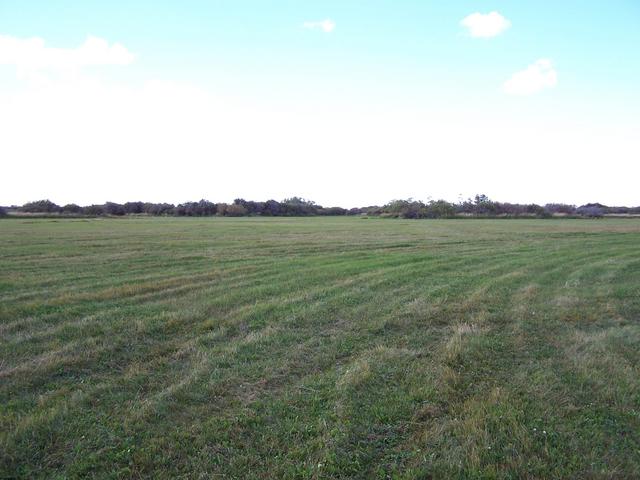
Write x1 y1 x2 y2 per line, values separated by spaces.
2 195 639 219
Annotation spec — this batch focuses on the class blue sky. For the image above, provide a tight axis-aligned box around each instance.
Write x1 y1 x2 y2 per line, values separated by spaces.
1 1 639 206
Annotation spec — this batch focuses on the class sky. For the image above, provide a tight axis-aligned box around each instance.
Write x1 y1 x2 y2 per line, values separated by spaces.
1 1 639 207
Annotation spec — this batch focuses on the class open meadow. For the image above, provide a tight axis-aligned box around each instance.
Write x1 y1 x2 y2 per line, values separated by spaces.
1 217 639 479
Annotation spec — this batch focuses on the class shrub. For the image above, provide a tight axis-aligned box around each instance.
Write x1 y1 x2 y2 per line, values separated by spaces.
144 203 175 215
21 200 62 213
319 207 348 216
473 194 497 216
578 206 604 218
175 200 217 216
219 203 247 217
104 202 126 216
281 197 319 216
525 204 551 218
84 204 105 216
234 199 264 215
545 203 576 215
382 199 425 218
425 200 456 218
262 200 282 216
62 204 83 214
124 202 144 214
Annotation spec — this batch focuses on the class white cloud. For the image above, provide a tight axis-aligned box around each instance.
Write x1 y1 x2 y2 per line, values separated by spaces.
302 19 336 33
503 59 557 96
461 11 511 38
0 35 134 80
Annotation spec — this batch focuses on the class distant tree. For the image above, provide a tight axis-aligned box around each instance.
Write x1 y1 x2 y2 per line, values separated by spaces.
173 204 184 216
197 200 217 216
0 206 7 217
525 204 551 218
577 205 604 218
458 198 475 214
473 194 497 216
218 203 247 217
147 203 175 215
283 197 314 206
174 200 217 216
281 197 319 216
425 200 456 218
383 199 413 217
104 202 126 216
495 203 522 216
402 203 424 219
545 203 576 215
62 203 83 214
606 206 629 214
21 199 62 213
14 195 633 219
84 204 105 216
124 202 144 214
319 206 348 216
348 206 381 215
384 199 409 215
382 199 425 218
262 200 282 216
234 198 264 215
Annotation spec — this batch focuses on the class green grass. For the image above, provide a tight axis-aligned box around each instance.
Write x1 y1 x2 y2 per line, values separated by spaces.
1 217 639 479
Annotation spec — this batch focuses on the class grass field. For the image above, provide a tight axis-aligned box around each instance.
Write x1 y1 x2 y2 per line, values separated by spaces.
1 217 639 479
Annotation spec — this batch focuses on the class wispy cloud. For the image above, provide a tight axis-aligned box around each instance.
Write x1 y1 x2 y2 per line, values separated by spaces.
461 11 510 38
503 59 557 96
302 19 336 33
0 35 134 80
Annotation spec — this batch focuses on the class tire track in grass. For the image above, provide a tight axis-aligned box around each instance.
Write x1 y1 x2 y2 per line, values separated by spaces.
3 219 639 477
2 246 503 364
0 251 429 347
1 250 527 465
387 248 615 477
422 246 640 478
152 255 552 476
